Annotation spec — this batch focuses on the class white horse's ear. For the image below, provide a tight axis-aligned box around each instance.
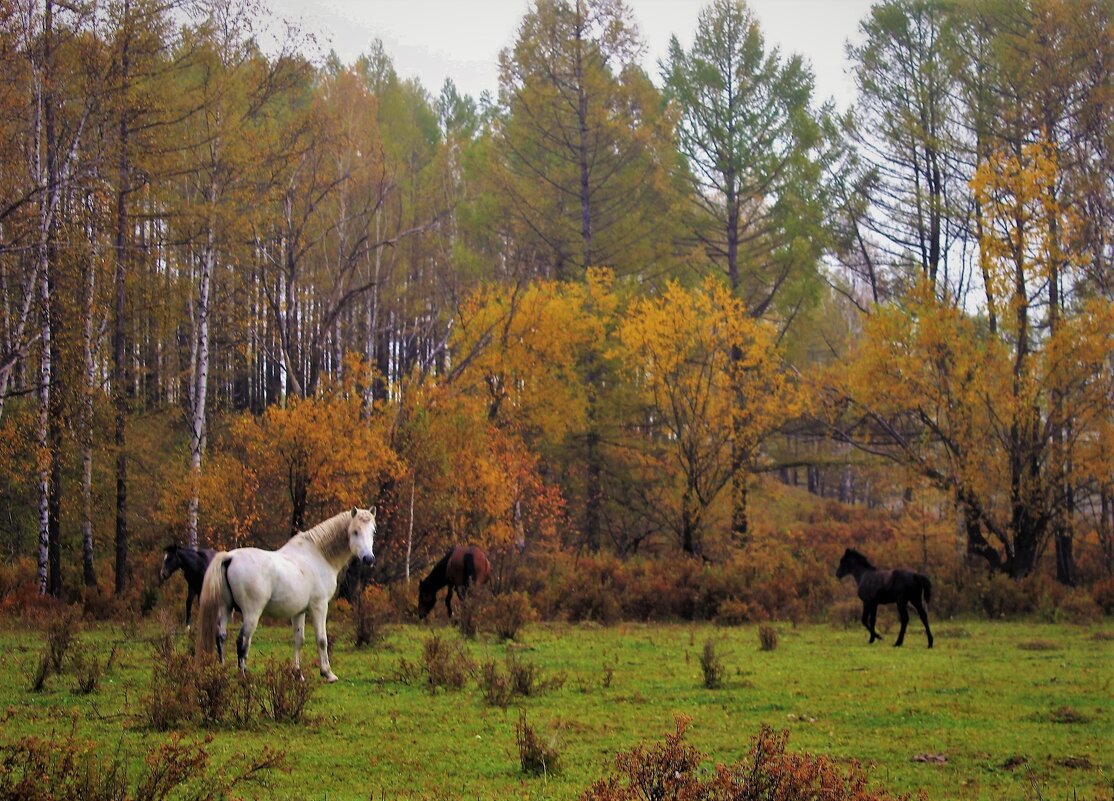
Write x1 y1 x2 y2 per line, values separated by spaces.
351 507 357 518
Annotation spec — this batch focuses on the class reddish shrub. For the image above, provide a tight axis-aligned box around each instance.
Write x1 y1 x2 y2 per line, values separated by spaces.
1092 576 1114 615
348 584 395 648
581 718 917 801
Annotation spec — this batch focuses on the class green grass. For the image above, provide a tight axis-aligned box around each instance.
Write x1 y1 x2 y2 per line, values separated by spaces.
0 616 1110 800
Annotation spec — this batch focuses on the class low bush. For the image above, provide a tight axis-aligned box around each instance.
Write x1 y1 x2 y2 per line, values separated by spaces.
144 630 315 728
488 591 537 641
981 572 1033 619
477 658 515 708
700 639 725 689
507 650 565 697
69 644 101 695
827 598 861 629
1052 589 1102 624
398 633 474 693
257 658 314 723
80 586 124 621
193 659 237 725
0 731 286 801
349 584 395 648
1092 576 1114 615
515 710 561 777
0 557 36 604
581 718 916 801
28 650 49 692
453 588 489 639
45 611 79 673
714 598 752 626
758 624 779 651
142 643 200 731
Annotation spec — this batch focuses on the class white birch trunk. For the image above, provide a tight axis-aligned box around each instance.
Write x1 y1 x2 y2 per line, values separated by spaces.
81 219 97 585
186 215 215 549
406 478 415 583
36 256 51 594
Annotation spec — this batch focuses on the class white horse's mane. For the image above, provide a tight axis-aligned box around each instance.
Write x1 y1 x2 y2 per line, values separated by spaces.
295 510 360 562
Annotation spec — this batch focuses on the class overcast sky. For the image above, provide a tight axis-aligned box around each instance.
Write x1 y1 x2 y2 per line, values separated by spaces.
264 0 875 110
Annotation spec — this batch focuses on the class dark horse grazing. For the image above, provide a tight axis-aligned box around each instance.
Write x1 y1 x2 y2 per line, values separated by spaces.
160 544 216 627
418 546 491 619
836 548 934 648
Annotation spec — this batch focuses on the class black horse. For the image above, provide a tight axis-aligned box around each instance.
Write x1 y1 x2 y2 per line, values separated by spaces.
418 546 492 619
836 548 934 648
159 544 216 627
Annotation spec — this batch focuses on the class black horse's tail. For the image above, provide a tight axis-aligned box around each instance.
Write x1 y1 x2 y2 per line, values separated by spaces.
918 573 933 605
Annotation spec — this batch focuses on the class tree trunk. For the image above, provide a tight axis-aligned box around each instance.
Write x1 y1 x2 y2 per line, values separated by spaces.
81 209 97 586
186 213 215 549
405 478 414 583
959 491 1002 571
681 486 701 556
36 0 58 597
36 254 51 596
730 471 748 544
113 1 133 595
584 408 601 552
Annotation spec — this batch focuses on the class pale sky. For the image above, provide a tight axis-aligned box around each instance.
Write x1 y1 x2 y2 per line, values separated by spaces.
263 0 875 110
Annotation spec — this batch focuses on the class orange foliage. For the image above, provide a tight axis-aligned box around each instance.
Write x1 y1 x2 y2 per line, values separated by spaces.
398 380 565 554
173 357 403 541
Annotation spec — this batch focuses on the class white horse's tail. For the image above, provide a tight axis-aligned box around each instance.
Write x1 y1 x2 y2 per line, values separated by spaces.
196 551 230 658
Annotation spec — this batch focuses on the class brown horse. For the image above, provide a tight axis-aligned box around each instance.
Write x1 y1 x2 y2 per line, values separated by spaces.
418 546 491 619
836 548 934 648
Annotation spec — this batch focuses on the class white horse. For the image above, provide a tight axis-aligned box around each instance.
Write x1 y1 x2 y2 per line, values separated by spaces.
196 507 376 682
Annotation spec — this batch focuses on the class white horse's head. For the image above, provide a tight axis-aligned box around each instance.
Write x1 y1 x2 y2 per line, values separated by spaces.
348 507 376 566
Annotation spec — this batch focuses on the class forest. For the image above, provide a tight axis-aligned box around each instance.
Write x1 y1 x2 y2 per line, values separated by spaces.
0 0 1111 618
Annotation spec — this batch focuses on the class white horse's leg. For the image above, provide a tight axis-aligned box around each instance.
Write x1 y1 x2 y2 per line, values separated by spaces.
291 612 306 679
216 603 229 664
309 601 337 682
236 610 262 675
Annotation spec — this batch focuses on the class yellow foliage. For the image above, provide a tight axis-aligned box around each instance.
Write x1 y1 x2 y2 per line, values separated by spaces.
618 279 796 457
613 279 797 548
970 139 1085 326
829 281 1113 558
452 277 601 442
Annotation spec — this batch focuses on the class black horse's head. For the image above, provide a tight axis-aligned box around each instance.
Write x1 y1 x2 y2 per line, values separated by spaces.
160 544 182 582
836 548 871 579
417 578 437 620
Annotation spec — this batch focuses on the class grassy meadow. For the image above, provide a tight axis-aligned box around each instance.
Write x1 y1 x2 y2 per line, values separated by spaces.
0 615 1110 801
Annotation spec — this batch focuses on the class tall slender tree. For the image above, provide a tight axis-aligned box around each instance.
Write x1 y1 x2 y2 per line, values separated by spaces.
662 0 831 542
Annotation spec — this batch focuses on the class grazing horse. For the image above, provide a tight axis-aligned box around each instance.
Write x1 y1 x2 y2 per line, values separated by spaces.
417 545 491 620
159 544 216 628
196 507 376 682
836 548 934 648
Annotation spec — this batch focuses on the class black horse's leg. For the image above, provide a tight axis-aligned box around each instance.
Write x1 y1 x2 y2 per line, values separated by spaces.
860 604 872 641
185 590 193 628
913 599 933 648
868 604 883 642
445 586 454 618
894 601 909 647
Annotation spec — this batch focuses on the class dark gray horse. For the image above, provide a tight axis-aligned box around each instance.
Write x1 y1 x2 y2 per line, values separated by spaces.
160 544 216 627
836 548 933 648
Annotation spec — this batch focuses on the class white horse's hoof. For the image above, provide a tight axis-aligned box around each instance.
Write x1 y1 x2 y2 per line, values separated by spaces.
323 673 338 683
